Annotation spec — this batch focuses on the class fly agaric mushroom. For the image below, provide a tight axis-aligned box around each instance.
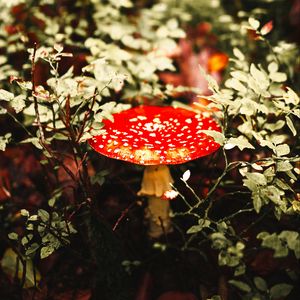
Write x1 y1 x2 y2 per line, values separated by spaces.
89 105 221 238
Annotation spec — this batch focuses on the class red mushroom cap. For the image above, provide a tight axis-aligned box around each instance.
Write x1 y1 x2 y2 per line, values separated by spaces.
89 105 221 165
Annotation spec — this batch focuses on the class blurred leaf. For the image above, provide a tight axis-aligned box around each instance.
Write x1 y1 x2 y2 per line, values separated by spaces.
0 89 14 101
1 248 41 288
285 116 296 136
229 280 251 293
275 144 290 156
225 136 254 151
270 283 293 299
254 276 268 292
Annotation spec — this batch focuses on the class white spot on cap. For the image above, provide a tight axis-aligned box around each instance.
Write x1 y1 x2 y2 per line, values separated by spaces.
129 118 137 122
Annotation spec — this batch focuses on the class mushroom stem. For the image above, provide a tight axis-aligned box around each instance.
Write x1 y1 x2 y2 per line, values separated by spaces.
138 165 173 238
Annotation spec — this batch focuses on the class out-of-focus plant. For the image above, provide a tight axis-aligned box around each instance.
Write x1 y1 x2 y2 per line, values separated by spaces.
0 0 187 102
163 0 300 87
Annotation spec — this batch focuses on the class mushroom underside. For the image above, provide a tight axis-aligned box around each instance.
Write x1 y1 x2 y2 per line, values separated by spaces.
138 165 174 238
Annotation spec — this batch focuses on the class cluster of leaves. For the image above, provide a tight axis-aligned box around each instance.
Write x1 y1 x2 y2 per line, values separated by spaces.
0 1 189 297
0 0 186 101
167 17 300 299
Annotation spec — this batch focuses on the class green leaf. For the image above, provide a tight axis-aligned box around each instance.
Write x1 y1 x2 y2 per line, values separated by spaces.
25 243 40 256
38 209 50 222
250 64 268 84
264 120 285 132
276 161 293 172
233 48 245 61
286 116 296 136
252 193 262 213
20 137 43 150
28 215 38 221
229 280 251 293
0 107 7 114
284 87 299 105
225 78 247 93
8 232 18 240
20 209 30 217
270 283 293 299
10 95 26 113
248 17 260 30
0 89 14 101
225 136 254 151
40 245 55 259
200 130 225 145
268 62 278 73
187 219 210 234
245 172 267 186
1 248 41 288
269 72 287 82
0 133 12 151
254 276 268 292
275 144 290 156
230 70 248 82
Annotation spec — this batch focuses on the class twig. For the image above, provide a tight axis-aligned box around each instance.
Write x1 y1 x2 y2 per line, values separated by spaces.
112 201 136 231
31 43 45 143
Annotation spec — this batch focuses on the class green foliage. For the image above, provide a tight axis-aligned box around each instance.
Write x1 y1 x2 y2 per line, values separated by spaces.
1 248 41 288
9 206 76 260
257 231 300 259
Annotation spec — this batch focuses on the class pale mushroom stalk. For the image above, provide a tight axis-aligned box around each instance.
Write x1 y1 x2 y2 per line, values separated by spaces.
137 165 173 238
89 105 221 239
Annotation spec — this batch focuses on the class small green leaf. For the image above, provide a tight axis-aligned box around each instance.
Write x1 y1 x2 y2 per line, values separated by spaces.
225 78 247 93
250 64 268 84
268 62 278 73
38 209 50 222
200 130 225 145
254 276 268 291
20 209 30 217
25 243 40 256
187 219 210 234
0 107 7 114
8 232 18 240
225 136 254 151
269 72 287 82
276 161 293 172
10 95 26 113
0 89 14 101
286 116 296 136
0 133 12 151
252 193 262 213
248 17 260 30
275 144 290 156
28 215 38 221
245 172 267 186
233 48 245 61
270 283 293 299
229 280 251 293
40 245 55 259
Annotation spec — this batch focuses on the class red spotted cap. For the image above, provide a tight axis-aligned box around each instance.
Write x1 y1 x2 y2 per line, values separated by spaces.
89 105 221 165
